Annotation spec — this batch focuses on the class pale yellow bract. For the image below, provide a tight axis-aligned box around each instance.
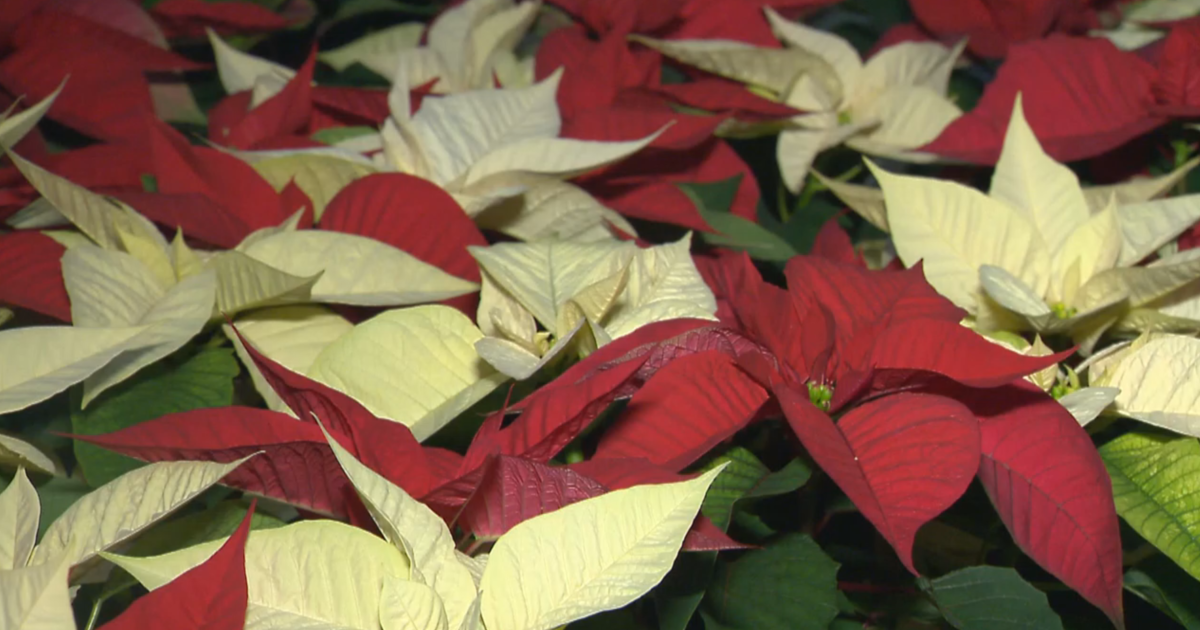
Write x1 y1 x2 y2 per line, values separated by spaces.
468 235 718 380
871 95 1200 351
637 6 965 193
0 458 254 629
1089 333 1200 437
306 305 507 442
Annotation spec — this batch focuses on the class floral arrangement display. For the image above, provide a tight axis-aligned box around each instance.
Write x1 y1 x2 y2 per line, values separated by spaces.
7 0 1200 628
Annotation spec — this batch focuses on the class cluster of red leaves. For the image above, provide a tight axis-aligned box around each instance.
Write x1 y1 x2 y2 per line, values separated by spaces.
533 18 794 229
905 0 1120 58
203 49 426 151
0 0 288 143
906 4 1200 166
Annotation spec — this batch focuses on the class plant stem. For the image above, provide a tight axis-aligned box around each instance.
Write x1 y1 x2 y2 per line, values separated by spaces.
84 595 108 630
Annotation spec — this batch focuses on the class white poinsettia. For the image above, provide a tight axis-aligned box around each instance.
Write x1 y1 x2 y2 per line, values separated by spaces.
468 234 718 379
1090 0 1200 50
636 6 964 193
303 305 509 442
1085 332 1200 436
869 95 1200 349
213 0 537 107
375 69 662 215
0 146 217 412
104 428 722 630
321 0 539 92
473 177 639 243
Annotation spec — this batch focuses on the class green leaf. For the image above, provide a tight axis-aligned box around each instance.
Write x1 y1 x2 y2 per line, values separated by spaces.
139 174 158 193
744 457 811 500
699 448 811 530
34 473 90 540
1125 555 1200 629
654 551 717 630
71 347 239 487
922 566 1063 630
778 195 844 255
1100 430 1200 581
679 177 797 262
699 447 769 531
701 534 840 630
311 125 378 146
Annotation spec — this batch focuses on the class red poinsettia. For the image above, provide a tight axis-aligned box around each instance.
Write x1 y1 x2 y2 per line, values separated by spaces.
205 48 415 151
0 0 216 141
110 118 312 248
150 0 292 39
535 24 775 230
1150 20 1200 117
475 253 1123 626
907 0 1118 58
921 35 1164 164
548 0 839 44
0 231 71 322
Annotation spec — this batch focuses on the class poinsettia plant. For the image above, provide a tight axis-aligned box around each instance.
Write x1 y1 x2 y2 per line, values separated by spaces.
9 0 1200 629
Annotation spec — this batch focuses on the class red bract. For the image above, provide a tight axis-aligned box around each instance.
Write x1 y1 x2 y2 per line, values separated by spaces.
550 0 836 43
808 216 864 267
937 380 1126 628
908 0 1102 58
776 388 979 574
320 174 486 284
150 0 291 39
1152 22 1200 116
584 140 761 229
592 350 769 469
921 36 1164 164
0 231 70 321
209 51 315 150
458 455 607 539
320 173 486 314
76 407 363 518
648 80 801 122
0 4 206 141
535 24 763 228
0 142 151 221
547 0 688 35
462 355 651 471
112 119 297 248
204 46 396 151
230 327 443 496
98 501 256 630
207 82 393 150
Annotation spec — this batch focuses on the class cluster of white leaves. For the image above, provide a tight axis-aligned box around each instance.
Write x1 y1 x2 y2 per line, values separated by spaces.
469 234 718 379
1090 0 1200 50
636 6 964 193
374 69 663 216
321 0 540 93
867 95 1200 352
1085 333 1200 437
